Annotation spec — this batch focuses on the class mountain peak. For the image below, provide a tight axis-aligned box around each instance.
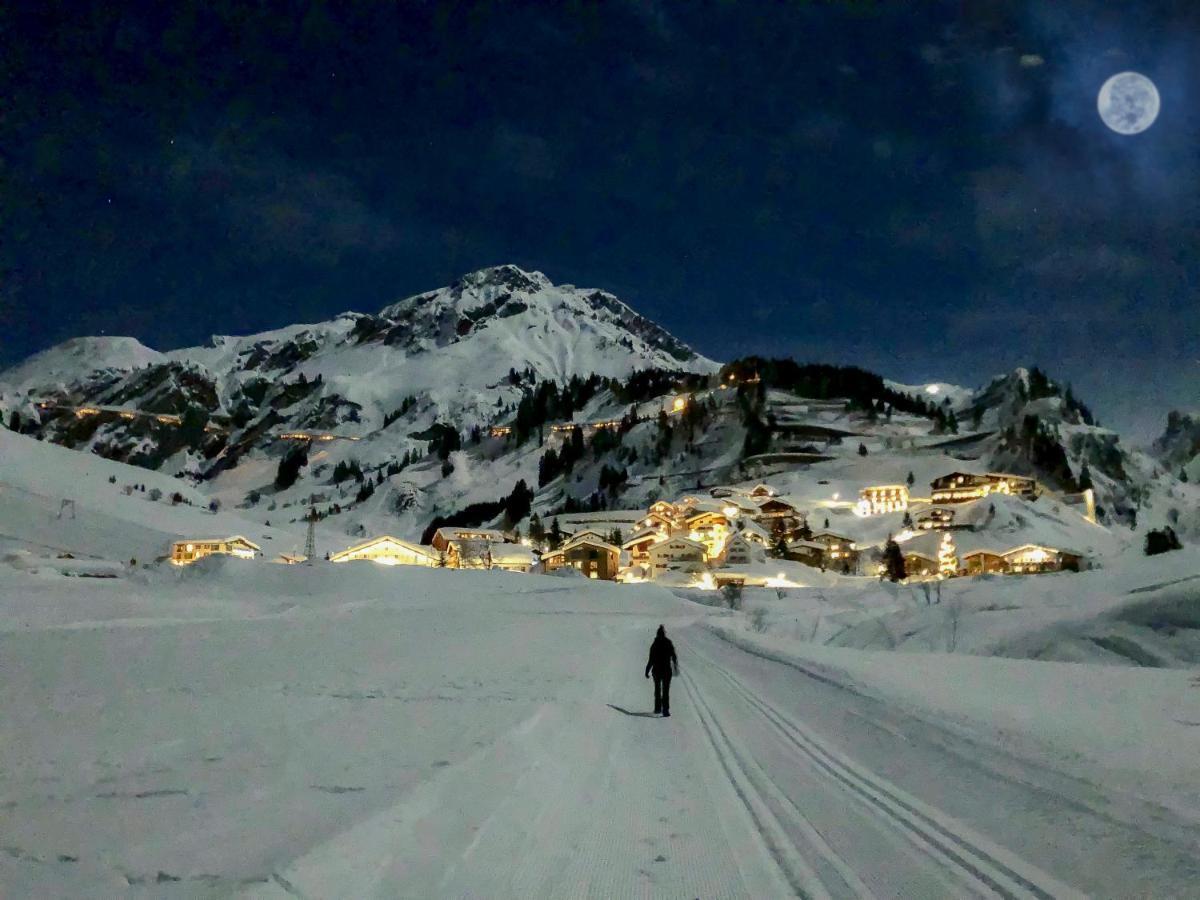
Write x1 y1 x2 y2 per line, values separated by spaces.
454 264 552 294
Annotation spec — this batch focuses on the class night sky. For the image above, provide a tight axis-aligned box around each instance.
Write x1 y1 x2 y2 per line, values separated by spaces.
3 1 1198 438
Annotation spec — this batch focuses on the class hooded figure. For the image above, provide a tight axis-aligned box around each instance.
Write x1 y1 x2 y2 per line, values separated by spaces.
644 625 679 716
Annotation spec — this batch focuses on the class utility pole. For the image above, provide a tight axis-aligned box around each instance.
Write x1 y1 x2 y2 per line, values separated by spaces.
304 496 317 564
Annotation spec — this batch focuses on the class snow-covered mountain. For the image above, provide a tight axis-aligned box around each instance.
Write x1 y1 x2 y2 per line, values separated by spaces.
2 268 1193 551
0 265 715 467
1153 411 1200 481
4 265 712 423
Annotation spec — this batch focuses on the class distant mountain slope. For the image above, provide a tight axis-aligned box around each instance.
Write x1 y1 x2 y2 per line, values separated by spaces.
1153 411 1200 478
0 264 716 473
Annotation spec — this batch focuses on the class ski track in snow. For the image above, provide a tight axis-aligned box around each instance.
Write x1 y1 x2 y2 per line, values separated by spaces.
3 578 1199 898
680 639 1081 899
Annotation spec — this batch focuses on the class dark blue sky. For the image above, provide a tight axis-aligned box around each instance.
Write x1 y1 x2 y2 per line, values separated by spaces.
3 1 1197 438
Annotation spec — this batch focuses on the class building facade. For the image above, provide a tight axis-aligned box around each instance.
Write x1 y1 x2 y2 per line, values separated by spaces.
930 472 1038 504
170 535 261 566
647 536 707 578
857 484 909 516
330 535 438 567
541 534 620 580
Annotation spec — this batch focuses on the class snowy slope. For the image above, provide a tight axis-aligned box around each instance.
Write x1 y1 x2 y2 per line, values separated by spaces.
0 336 166 392
0 430 303 562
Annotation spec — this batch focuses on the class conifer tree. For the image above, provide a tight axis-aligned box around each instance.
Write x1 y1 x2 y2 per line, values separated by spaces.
882 538 906 582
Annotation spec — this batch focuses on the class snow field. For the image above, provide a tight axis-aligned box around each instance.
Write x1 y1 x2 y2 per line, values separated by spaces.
3 561 1199 897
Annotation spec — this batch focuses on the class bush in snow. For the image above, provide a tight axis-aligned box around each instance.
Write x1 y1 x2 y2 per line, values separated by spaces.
1144 527 1182 556
720 582 742 610
148 487 163 501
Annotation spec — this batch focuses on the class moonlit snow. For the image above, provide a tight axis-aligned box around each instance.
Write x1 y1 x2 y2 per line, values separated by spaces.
1 429 1199 897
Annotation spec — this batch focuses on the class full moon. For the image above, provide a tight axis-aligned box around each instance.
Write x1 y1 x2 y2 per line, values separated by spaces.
1097 71 1160 135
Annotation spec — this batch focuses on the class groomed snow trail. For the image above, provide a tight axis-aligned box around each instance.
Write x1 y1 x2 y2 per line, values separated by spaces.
247 620 1200 899
3 568 1199 898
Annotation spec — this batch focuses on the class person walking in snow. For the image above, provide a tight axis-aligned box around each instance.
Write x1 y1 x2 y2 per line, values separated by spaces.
645 625 679 717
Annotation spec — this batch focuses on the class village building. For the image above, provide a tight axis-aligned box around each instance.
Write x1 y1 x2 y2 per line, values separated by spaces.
637 500 680 533
900 548 939 579
736 519 772 547
556 510 643 540
443 540 495 569
1003 544 1083 574
561 528 613 547
622 527 665 568
857 484 909 516
961 549 1006 575
486 544 538 572
915 529 1087 578
329 535 439 567
746 483 777 499
541 533 620 580
914 507 958 530
685 510 733 558
647 536 708 578
430 527 508 553
930 472 1038 504
721 531 764 566
809 531 859 569
784 539 826 568
170 535 261 566
749 496 803 535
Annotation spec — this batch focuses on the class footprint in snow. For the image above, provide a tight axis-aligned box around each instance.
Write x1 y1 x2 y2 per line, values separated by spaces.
653 854 667 863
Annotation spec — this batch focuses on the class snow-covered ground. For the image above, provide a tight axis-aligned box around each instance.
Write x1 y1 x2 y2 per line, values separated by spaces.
3 557 1199 897
3 413 1200 897
0 429 304 563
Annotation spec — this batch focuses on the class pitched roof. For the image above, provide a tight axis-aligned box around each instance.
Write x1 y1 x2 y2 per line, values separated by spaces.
433 526 507 542
488 544 538 564
787 539 826 551
738 520 771 541
173 535 261 551
329 534 436 561
622 526 665 547
561 532 620 554
649 535 707 554
811 530 853 543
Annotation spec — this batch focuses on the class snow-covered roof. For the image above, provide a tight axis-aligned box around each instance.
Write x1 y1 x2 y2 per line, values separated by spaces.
811 531 853 544
488 544 538 564
622 526 665 547
787 539 826 552
330 534 435 560
559 533 620 554
739 520 771 542
173 535 261 550
567 528 614 545
433 527 507 543
649 535 706 554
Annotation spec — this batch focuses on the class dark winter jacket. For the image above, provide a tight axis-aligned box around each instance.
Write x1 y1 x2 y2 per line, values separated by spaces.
645 630 678 677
